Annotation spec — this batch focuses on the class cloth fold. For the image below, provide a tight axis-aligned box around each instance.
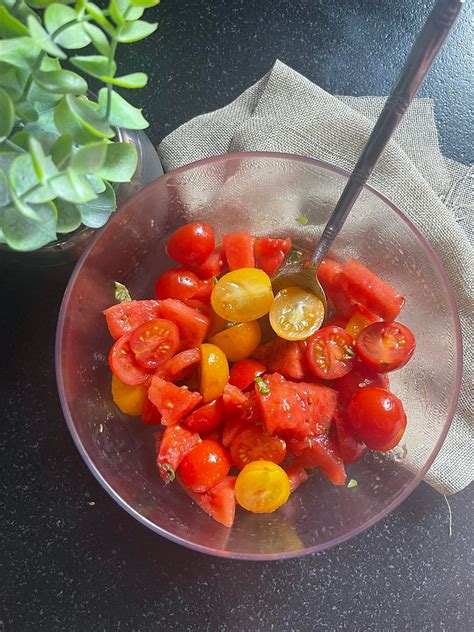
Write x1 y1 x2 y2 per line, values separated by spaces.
158 60 473 495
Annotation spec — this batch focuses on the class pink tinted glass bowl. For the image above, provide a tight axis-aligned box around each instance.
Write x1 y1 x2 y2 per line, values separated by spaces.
56 153 461 560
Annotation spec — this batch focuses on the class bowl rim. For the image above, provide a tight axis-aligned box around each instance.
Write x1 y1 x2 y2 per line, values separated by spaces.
55 151 463 561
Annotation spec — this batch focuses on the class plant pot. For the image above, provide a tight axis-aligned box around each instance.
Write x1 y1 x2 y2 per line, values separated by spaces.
0 129 163 268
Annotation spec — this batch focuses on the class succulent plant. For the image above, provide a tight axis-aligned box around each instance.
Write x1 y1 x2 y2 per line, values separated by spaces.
0 0 159 251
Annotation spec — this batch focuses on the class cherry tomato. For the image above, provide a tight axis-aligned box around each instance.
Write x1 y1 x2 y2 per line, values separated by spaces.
345 305 382 339
229 358 266 390
348 387 407 452
306 326 356 379
167 222 215 266
356 321 416 373
230 428 287 470
208 320 261 362
103 299 161 340
109 333 150 385
331 362 389 406
211 268 274 322
130 318 180 370
183 398 225 433
199 343 229 402
111 375 148 416
155 268 201 301
269 286 325 340
178 439 231 493
193 278 214 302
235 460 290 513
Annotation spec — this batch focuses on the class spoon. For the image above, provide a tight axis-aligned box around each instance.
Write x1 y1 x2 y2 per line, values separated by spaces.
272 0 463 315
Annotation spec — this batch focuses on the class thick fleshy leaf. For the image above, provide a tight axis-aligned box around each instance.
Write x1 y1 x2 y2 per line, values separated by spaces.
56 199 81 233
96 142 138 182
26 0 75 7
25 107 61 152
0 171 9 207
86 174 106 193
0 88 15 142
0 67 24 100
27 16 66 59
51 169 97 203
100 72 147 88
98 88 148 129
0 7 30 37
70 54 116 79
35 69 88 94
70 142 107 174
50 133 73 167
110 0 125 26
10 131 32 151
116 20 157 43
83 23 110 56
55 94 114 144
131 0 160 7
15 102 39 123
85 3 116 35
28 136 48 181
44 4 91 49
78 181 115 227
9 153 57 203
0 37 39 69
2 201 57 251
10 188 42 221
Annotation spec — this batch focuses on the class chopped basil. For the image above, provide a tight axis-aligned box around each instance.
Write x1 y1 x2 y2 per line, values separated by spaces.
211 275 218 285
114 281 132 303
296 215 309 225
347 478 358 489
287 247 304 263
159 463 176 483
255 376 270 395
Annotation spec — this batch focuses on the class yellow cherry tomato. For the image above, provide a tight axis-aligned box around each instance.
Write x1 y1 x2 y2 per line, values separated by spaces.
199 343 230 402
269 286 325 341
111 375 148 416
208 320 261 362
211 268 274 322
235 460 291 513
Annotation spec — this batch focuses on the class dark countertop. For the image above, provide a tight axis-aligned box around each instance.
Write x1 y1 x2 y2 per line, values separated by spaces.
1 0 472 630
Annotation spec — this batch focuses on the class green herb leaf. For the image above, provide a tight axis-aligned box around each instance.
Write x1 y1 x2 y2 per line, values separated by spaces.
83 23 110 56
44 4 91 49
1 201 57 251
116 20 157 43
0 88 15 142
70 142 108 174
0 6 30 37
55 199 81 233
97 88 148 129
50 133 73 167
100 72 148 88
255 376 270 395
211 275 218 285
0 37 41 69
296 215 308 225
35 69 88 94
114 281 132 303
347 479 358 489
27 16 66 59
287 247 304 263
77 181 115 228
70 54 116 79
96 142 138 182
158 462 175 483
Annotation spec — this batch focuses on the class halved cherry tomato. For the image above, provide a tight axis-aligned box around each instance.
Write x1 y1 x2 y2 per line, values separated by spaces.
154 268 201 301
178 439 231 492
179 475 236 528
109 333 150 385
183 398 225 433
254 237 292 276
199 343 229 402
191 246 226 280
306 326 356 379
222 232 255 270
156 424 201 483
103 299 161 340
345 305 382 339
230 428 287 470
356 321 416 373
229 358 266 390
129 318 180 370
166 222 215 266
158 348 201 381
211 268 274 322
159 299 210 350
235 460 290 513
208 320 261 362
111 375 148 416
148 376 202 426
348 386 407 452
270 286 325 340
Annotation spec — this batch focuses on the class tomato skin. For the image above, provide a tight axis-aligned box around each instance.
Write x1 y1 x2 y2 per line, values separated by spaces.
156 425 201 483
208 320 261 362
252 338 306 380
178 439 231 493
109 333 150 385
235 460 291 513
154 268 201 301
191 246 226 280
179 475 237 528
230 428 287 470
331 362 389 406
129 318 180 370
254 237 292 276
345 305 382 339
111 375 148 416
148 376 202 426
306 326 356 380
229 359 266 390
356 321 416 373
193 278 214 302
348 387 407 452
103 300 161 340
159 299 210 350
211 268 274 322
222 232 255 270
292 434 347 485
166 222 215 266
182 398 225 433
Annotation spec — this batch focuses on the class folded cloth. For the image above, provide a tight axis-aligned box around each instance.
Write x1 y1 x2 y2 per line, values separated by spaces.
158 60 473 495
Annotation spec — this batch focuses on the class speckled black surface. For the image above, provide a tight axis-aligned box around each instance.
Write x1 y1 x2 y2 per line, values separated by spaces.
1 1 473 630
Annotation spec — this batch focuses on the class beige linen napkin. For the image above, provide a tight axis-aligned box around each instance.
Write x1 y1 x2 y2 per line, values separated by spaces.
158 60 473 495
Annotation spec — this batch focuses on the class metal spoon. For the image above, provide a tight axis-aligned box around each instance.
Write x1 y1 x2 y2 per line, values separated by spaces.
272 0 463 314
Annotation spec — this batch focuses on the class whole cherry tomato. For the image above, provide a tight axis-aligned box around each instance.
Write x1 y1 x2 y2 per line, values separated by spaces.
178 439 231 492
199 343 229 402
155 268 201 301
208 320 261 362
167 222 215 266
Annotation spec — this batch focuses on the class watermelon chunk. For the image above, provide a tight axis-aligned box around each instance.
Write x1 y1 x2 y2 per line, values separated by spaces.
158 299 210 350
317 258 353 319
333 409 366 464
284 464 309 492
222 232 255 270
252 338 306 380
155 425 200 482
180 475 237 528
148 376 202 426
292 434 347 485
103 300 161 339
254 237 292 276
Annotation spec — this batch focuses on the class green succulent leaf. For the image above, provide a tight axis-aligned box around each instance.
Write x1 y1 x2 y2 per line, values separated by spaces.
27 16 67 59
16 102 39 123
55 94 114 144
2 201 57 251
10 132 31 151
110 0 125 26
85 3 115 35
35 69 88 94
55 199 81 232
0 7 30 37
96 142 138 182
70 142 108 174
50 133 73 167
70 54 116 79
9 153 57 203
10 187 42 221
0 88 15 142
131 0 160 8
0 171 10 207
85 174 106 193
44 4 91 49
0 67 25 100
51 168 97 203
100 72 147 88
116 20 157 43
83 23 110 56
26 0 75 8
98 88 148 129
77 180 115 227
0 36 40 69
28 137 48 182
24 107 61 152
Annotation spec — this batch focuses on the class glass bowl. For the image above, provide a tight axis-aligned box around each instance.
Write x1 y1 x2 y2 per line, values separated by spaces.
56 153 462 560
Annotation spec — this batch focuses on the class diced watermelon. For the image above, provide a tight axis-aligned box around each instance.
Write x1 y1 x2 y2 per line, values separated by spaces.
157 348 201 382
333 409 366 464
148 376 202 426
292 434 347 485
252 338 306 380
155 425 200 482
254 237 292 276
222 417 249 447
193 278 213 302
180 475 237 527
141 397 162 425
284 464 309 492
222 384 259 424
158 299 210 350
222 232 255 269
341 259 405 321
192 247 226 280
103 300 161 339
317 258 353 319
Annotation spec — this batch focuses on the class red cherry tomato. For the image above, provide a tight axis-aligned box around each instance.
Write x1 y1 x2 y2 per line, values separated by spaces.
155 268 201 301
183 398 225 433
130 318 180 370
178 439 231 493
230 428 287 470
109 333 150 385
167 222 215 267
348 387 407 452
356 321 416 373
229 358 266 390
306 326 356 379
331 362 389 406
192 247 225 280
193 278 214 302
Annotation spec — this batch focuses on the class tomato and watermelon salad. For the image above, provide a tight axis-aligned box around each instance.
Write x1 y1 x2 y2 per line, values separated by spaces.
103 221 415 528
